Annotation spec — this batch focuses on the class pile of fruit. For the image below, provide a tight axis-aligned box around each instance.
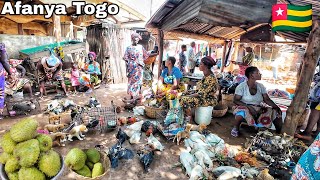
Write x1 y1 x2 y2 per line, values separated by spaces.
65 148 105 178
0 118 61 180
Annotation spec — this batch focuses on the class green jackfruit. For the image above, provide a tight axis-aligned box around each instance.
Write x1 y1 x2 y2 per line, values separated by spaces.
92 163 104 178
65 148 87 171
7 171 19 180
86 161 94 169
0 152 12 164
5 157 19 173
36 134 52 152
18 167 45 180
1 132 17 154
10 118 38 143
13 139 40 167
38 150 61 177
85 148 100 163
75 165 91 178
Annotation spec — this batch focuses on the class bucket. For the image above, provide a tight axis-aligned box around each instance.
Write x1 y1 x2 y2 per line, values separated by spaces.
0 155 64 180
195 106 213 125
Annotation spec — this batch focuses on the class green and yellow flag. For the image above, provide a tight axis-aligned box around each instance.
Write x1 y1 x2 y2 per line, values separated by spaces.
272 4 312 32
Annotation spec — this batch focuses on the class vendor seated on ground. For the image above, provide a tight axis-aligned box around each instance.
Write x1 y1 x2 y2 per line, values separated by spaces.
231 66 282 137
156 56 184 101
79 52 101 94
5 59 33 98
180 56 219 123
37 56 67 98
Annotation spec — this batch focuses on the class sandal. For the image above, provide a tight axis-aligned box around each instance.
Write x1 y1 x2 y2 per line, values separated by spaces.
231 128 239 137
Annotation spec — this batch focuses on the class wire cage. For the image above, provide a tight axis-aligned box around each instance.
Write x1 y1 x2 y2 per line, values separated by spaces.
68 104 117 133
156 107 186 141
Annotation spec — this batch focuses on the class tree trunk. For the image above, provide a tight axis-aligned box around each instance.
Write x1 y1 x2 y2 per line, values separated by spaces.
282 17 320 135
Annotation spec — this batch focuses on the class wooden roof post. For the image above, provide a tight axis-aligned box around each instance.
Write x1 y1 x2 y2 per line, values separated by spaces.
53 14 61 42
158 29 164 78
220 41 228 73
282 16 320 136
18 23 23 35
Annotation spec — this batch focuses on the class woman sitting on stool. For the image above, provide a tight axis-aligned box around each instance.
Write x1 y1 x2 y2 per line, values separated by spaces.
231 66 282 137
156 56 184 101
180 56 219 123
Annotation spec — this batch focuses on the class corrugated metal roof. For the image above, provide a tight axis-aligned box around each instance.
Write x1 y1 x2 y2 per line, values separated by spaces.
146 0 319 43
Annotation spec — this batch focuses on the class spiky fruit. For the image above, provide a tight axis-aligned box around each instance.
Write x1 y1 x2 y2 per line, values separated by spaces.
85 148 100 163
13 139 40 167
0 152 12 164
92 163 104 178
18 167 45 180
38 150 61 177
65 148 87 171
1 132 17 153
7 171 19 180
10 118 38 143
75 165 91 178
5 157 19 173
36 134 52 152
86 161 94 169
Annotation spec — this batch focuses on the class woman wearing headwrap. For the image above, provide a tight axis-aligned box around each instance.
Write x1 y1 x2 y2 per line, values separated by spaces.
80 51 101 94
123 32 157 102
37 53 67 98
0 43 12 119
180 56 219 123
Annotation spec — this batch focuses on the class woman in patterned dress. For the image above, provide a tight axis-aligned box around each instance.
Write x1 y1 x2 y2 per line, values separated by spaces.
0 43 13 119
292 132 320 180
180 56 219 123
5 59 33 97
123 33 157 103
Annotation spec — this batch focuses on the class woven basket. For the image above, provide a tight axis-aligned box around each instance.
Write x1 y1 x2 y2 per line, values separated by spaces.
222 94 235 113
68 150 110 180
212 104 228 117
144 105 167 119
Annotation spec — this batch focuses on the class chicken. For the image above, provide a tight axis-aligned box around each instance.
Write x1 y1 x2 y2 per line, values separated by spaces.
256 169 274 180
212 166 241 178
180 148 196 176
194 149 213 170
189 165 204 180
116 128 128 145
137 149 154 172
189 131 206 142
124 120 144 137
205 133 225 147
147 134 164 151
184 139 196 149
129 132 141 144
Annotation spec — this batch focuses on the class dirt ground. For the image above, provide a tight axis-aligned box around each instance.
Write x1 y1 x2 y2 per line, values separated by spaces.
0 84 257 180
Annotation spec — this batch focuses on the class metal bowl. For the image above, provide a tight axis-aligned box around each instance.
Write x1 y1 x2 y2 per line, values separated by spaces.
0 155 64 180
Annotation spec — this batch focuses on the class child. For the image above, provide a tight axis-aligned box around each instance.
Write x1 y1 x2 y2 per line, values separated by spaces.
70 63 80 94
